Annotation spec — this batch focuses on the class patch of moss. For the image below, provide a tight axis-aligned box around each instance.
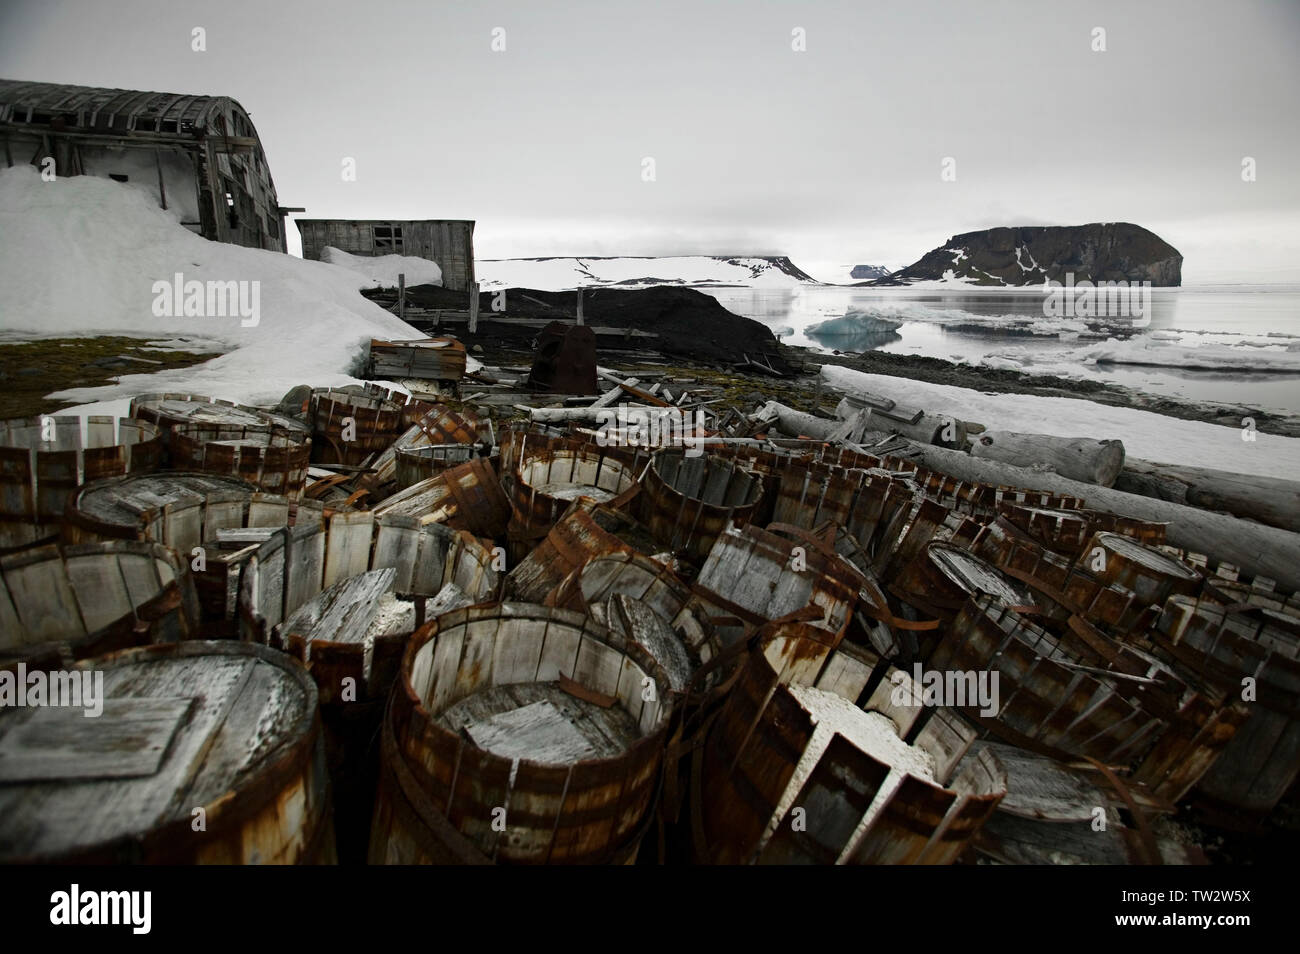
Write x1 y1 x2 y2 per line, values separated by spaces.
0 337 219 420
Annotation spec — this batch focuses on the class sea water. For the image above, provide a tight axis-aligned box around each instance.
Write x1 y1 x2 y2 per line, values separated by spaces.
704 284 1300 415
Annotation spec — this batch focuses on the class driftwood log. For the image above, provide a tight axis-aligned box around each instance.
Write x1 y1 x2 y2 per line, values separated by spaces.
889 438 1300 593
1116 459 1300 534
971 430 1126 487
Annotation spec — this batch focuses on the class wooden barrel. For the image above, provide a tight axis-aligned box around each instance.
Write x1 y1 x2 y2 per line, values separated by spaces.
897 542 1035 615
238 513 499 644
0 416 164 551
308 389 402 466
0 640 334 864
547 550 721 686
969 741 1208 865
62 471 262 545
364 404 483 499
371 602 674 864
166 421 311 497
934 594 1176 765
372 457 511 539
989 537 1161 636
1156 595 1300 817
503 501 634 603
129 392 309 440
363 383 436 429
694 524 862 646
507 447 640 561
0 540 197 667
1086 531 1202 608
697 623 1006 864
641 450 762 562
768 461 925 580
62 472 314 632
270 565 473 865
395 444 477 490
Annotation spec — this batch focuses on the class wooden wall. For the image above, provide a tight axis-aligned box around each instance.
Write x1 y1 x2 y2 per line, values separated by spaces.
296 219 476 291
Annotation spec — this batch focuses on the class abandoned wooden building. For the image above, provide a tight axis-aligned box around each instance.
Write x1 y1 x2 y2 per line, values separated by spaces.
296 219 477 291
0 78 293 252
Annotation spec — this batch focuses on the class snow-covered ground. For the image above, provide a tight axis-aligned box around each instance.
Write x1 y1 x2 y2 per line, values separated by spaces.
321 246 442 288
476 255 818 290
821 364 1300 480
0 166 435 411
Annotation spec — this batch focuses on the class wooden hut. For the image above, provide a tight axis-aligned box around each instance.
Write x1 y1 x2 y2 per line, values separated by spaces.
295 219 476 291
0 79 294 251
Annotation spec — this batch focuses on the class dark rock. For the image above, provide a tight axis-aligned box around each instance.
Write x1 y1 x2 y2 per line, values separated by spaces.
875 223 1182 287
393 284 791 373
275 384 313 419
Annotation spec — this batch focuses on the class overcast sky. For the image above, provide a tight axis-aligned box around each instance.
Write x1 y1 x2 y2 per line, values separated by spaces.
2 0 1298 281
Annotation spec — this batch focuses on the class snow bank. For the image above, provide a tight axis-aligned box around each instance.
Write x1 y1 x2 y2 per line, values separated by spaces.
476 256 817 290
820 364 1300 480
0 166 427 408
320 246 442 288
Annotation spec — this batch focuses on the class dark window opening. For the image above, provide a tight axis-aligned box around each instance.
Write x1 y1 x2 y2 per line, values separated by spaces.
373 224 404 253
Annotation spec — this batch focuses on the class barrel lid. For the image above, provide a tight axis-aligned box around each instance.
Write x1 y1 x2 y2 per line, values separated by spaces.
1095 532 1200 580
132 395 308 436
0 641 315 861
74 472 258 530
929 543 1032 606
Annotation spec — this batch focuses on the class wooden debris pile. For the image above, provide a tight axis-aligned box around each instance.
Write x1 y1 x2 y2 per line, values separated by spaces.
2 346 1298 866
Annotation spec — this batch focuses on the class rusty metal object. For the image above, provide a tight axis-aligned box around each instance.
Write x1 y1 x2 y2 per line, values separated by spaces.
371 602 673 864
0 640 334 864
394 443 477 490
1155 595 1300 816
238 513 500 644
527 321 597 395
166 421 311 496
507 446 640 561
0 416 164 551
308 388 403 466
372 457 511 539
696 623 1005 864
0 540 197 667
642 450 763 562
